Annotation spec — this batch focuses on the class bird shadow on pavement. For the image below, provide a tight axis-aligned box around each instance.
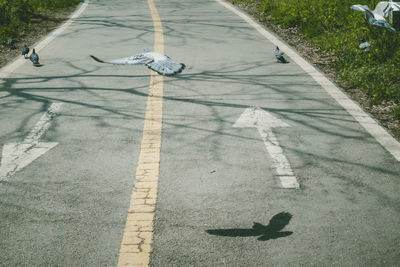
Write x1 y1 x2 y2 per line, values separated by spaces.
206 212 293 241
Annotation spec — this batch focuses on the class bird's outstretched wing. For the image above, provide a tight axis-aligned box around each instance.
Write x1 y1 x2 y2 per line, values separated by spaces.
90 54 153 65
372 19 397 32
147 58 185 76
389 1 400 11
375 1 400 17
268 212 293 232
350 4 371 12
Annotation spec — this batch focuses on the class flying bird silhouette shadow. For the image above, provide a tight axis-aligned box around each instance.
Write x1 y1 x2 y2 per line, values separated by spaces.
206 212 293 241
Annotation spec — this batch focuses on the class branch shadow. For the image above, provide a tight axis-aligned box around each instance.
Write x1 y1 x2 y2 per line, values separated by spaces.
206 212 293 241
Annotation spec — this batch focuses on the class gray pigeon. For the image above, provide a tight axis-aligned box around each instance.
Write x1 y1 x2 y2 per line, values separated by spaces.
359 39 371 52
274 46 289 63
29 49 40 66
7 38 14 46
90 49 185 76
22 44 30 58
351 1 400 32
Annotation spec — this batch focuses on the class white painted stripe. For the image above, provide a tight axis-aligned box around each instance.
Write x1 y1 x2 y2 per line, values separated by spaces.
0 142 58 181
0 103 62 181
234 107 300 189
280 176 300 188
258 127 300 189
217 0 400 162
0 2 89 80
23 103 63 144
34 2 88 52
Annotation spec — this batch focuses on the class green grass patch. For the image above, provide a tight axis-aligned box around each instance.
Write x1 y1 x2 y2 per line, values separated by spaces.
231 0 400 104
392 106 400 118
0 0 81 44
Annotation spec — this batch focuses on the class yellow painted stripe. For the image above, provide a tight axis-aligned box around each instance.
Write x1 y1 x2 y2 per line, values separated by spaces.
117 0 164 266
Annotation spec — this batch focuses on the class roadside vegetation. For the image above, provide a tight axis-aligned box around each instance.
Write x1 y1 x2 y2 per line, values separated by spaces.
0 0 81 44
230 0 400 118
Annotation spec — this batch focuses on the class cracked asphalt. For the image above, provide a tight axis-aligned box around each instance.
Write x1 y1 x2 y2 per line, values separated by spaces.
0 0 399 266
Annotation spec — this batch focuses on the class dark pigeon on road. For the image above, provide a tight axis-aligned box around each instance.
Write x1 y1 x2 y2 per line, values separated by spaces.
351 1 400 32
22 44 30 58
274 46 289 63
29 49 40 66
90 49 185 76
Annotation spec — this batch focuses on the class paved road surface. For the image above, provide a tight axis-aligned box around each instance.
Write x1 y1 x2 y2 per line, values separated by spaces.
0 0 399 266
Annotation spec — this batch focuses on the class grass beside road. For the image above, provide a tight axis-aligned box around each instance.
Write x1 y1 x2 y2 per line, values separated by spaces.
0 0 82 44
0 0 81 67
229 0 400 118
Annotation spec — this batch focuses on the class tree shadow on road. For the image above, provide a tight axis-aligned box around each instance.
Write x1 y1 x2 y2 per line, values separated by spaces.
206 212 293 241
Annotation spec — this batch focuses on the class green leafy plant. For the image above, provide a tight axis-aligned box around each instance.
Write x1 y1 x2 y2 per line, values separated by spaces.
0 0 80 44
392 106 400 118
232 0 400 104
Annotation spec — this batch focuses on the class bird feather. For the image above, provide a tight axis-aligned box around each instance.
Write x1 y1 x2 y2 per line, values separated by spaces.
90 51 185 75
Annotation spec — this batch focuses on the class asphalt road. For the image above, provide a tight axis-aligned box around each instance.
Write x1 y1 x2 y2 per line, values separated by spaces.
1 0 399 266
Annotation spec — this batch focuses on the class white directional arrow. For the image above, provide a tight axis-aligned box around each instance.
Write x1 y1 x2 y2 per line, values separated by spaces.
234 107 299 189
0 103 62 181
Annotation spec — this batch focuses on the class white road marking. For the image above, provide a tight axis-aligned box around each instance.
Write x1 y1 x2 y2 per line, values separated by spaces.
0 103 62 181
217 0 400 162
234 107 300 189
0 1 89 81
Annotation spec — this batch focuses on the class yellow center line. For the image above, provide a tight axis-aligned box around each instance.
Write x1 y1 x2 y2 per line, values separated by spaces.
117 0 164 266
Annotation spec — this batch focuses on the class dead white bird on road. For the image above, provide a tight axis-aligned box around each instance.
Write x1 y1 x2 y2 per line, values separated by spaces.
351 1 400 32
90 49 185 76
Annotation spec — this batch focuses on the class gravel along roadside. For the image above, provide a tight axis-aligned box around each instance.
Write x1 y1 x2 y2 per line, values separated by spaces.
228 0 400 141
0 7 77 69
2 1 399 142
